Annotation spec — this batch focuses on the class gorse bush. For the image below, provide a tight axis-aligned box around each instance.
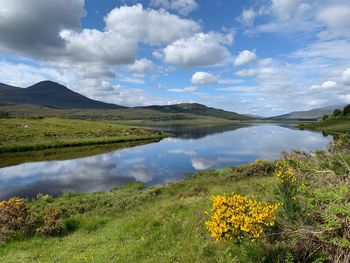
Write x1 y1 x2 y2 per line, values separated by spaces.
205 193 279 242
36 207 63 236
274 159 301 220
0 198 34 242
274 160 297 183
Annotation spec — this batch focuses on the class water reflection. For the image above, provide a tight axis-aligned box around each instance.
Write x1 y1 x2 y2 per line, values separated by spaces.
0 124 332 199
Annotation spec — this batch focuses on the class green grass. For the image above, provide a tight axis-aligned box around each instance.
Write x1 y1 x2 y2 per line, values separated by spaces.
0 167 278 263
302 118 350 135
0 117 168 153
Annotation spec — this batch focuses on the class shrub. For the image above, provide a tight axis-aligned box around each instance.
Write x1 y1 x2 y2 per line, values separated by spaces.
343 104 350 116
332 108 342 117
274 160 297 183
0 198 34 241
234 159 274 178
205 193 279 242
274 160 301 220
321 115 329 122
36 207 63 236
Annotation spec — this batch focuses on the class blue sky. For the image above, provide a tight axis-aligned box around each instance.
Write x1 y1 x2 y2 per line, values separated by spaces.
0 0 349 116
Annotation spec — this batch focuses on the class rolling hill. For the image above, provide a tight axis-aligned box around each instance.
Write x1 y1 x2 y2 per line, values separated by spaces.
0 81 124 109
0 81 253 121
139 103 252 120
269 105 346 120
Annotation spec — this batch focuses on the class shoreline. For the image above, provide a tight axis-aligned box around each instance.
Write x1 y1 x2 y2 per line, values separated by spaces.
0 134 169 153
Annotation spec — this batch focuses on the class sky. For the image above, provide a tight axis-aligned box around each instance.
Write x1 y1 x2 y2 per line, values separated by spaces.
0 0 349 116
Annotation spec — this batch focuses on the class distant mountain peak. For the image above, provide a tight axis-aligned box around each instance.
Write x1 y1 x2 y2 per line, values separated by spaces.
0 81 124 109
27 81 69 91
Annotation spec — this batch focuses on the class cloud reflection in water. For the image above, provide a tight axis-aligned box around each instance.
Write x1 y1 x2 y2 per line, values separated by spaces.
0 125 331 199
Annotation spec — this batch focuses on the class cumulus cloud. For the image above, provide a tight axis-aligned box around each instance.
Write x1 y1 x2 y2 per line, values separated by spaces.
163 32 233 68
0 0 85 56
191 72 218 84
60 29 138 65
105 4 200 46
0 3 200 75
128 58 156 76
150 0 198 16
310 80 337 90
234 50 257 66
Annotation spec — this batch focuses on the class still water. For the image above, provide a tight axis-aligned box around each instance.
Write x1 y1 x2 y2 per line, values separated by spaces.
0 124 332 199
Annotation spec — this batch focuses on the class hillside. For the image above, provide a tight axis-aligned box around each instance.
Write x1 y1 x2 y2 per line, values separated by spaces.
270 105 345 120
0 81 124 109
139 103 253 121
0 81 253 121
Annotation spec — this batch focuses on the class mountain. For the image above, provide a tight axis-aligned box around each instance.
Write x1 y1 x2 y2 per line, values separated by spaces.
138 103 253 120
0 81 124 109
270 105 346 120
0 81 252 120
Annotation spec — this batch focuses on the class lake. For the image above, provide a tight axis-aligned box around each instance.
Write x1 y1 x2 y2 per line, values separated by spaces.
0 124 332 200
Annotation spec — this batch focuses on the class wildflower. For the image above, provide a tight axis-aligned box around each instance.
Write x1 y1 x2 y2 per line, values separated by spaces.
204 193 279 241
274 160 297 183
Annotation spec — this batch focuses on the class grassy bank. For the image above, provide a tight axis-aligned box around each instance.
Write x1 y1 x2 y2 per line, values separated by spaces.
0 118 168 153
0 166 279 262
302 118 350 135
0 140 158 168
1 138 349 262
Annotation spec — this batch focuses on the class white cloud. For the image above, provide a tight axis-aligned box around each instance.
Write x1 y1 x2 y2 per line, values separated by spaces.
311 80 337 90
128 58 156 76
60 29 138 65
237 9 256 26
292 39 350 60
271 0 309 21
105 4 200 46
163 32 233 68
341 68 350 85
167 86 197 93
234 50 257 66
150 0 198 16
216 86 257 92
0 3 201 78
191 72 218 84
245 0 316 36
317 4 350 38
0 60 78 88
235 69 258 77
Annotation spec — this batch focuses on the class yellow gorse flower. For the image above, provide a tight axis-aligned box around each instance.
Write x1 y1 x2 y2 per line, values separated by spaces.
274 160 297 183
0 198 25 209
205 193 279 241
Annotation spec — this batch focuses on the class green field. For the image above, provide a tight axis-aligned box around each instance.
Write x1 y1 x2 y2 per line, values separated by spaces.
0 118 168 153
302 118 350 135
